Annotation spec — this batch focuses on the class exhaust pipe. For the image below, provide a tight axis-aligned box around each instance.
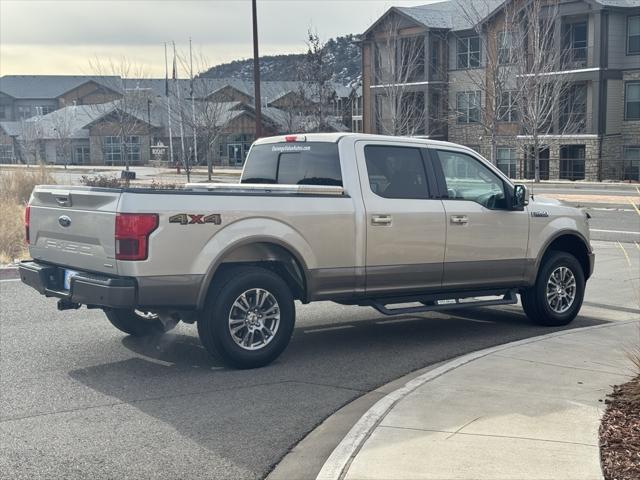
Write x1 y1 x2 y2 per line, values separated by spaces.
57 299 81 311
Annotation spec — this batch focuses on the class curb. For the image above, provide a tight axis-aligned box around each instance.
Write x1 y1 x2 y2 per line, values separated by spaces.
315 320 638 480
0 267 19 280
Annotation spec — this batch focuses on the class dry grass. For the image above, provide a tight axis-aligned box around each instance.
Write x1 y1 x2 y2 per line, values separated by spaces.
0 165 56 264
626 342 640 403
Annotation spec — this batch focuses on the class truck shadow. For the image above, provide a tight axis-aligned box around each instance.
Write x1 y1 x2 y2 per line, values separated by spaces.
65 305 609 476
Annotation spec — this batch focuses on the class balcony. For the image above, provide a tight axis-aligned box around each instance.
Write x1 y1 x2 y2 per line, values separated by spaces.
560 46 589 70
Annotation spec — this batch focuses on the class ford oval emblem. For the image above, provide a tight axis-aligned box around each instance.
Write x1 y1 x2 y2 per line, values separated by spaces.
58 215 71 228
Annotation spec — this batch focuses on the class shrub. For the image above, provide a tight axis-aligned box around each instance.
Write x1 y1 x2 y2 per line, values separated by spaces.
79 174 122 188
0 165 55 263
0 164 56 204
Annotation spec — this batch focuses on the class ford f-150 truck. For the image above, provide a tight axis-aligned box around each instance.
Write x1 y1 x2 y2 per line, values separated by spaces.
19 133 594 368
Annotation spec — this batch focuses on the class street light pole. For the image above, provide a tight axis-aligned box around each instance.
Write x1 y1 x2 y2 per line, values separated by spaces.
252 0 262 139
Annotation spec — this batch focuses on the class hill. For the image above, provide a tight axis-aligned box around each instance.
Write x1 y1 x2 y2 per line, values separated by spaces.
201 35 361 86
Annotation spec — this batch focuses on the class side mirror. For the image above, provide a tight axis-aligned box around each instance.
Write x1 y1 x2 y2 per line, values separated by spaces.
512 184 529 209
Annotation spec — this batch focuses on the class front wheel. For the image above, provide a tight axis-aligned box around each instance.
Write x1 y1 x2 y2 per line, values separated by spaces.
197 266 295 369
521 251 585 326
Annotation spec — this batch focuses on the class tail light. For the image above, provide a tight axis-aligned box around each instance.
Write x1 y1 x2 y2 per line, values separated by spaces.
25 204 31 244
115 213 158 261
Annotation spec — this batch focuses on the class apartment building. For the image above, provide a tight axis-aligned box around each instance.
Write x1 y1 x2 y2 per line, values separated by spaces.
360 0 640 181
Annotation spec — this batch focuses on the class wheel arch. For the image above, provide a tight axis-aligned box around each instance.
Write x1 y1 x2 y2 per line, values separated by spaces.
196 237 311 309
534 232 592 282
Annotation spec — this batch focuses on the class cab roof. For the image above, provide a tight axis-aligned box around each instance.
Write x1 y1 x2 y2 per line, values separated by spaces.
254 133 481 154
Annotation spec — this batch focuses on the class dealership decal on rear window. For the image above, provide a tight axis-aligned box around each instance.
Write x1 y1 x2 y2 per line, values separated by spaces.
271 145 311 152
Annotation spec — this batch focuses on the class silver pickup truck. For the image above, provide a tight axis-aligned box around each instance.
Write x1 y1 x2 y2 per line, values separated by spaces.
20 133 594 368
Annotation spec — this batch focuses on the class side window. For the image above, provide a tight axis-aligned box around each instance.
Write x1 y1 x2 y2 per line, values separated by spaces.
364 145 429 199
435 150 508 209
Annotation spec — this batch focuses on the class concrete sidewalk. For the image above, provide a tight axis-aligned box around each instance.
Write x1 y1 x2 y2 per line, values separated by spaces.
318 321 639 480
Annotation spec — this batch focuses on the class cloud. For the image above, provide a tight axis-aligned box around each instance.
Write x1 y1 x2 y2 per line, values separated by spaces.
0 0 437 75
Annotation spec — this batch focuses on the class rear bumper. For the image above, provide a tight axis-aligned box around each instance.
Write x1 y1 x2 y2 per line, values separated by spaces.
588 251 595 279
19 261 136 309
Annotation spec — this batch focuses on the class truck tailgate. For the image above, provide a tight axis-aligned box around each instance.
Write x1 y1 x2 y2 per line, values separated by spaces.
28 186 121 275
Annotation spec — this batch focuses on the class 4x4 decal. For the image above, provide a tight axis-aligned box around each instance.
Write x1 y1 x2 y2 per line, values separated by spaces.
169 214 221 225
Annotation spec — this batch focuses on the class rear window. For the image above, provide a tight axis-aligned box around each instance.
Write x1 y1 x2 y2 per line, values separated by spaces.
241 142 342 186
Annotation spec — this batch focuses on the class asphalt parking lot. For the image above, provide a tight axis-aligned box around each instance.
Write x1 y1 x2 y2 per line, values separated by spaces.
1 241 638 480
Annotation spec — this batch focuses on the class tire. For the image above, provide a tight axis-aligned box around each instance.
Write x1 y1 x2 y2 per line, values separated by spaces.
197 266 295 369
104 309 172 337
521 251 585 326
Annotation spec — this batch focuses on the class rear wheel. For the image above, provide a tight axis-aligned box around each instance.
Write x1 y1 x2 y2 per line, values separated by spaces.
521 251 585 326
105 309 173 337
197 266 295 369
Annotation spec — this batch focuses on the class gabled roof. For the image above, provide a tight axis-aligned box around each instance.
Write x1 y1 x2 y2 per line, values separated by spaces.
0 121 22 137
0 75 122 99
395 0 505 32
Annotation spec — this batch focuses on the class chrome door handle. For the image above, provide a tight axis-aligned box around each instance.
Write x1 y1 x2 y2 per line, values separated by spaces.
450 215 468 225
371 215 392 226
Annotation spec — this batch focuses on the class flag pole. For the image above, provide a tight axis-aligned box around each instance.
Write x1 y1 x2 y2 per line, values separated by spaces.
189 37 199 174
173 41 189 182
165 42 174 166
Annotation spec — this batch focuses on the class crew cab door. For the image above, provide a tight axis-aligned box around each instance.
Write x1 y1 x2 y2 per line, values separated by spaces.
429 148 529 289
356 142 446 294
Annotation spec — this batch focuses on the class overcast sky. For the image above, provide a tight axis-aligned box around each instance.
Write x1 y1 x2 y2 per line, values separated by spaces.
0 0 437 77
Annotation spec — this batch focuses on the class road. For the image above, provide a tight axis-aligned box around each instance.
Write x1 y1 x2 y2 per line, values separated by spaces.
526 183 640 243
1 242 638 480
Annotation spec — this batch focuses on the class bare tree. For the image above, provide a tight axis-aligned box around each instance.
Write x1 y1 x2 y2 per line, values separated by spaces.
298 29 334 132
89 57 150 176
371 15 427 137
455 0 524 164
52 105 77 169
513 0 581 182
176 50 231 181
19 117 44 165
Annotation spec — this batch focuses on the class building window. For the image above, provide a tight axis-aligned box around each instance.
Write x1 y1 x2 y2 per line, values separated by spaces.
0 105 8 120
430 37 442 79
497 147 517 178
430 92 441 122
498 91 518 122
401 36 425 82
524 146 550 180
17 105 33 119
457 36 481 69
559 145 586 181
625 82 640 121
74 145 90 164
457 91 481 124
352 96 362 117
497 31 516 65
124 136 141 163
560 83 587 133
623 146 640 181
561 21 588 68
0 144 14 163
401 91 425 135
628 16 640 55
38 105 55 116
103 136 122 164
